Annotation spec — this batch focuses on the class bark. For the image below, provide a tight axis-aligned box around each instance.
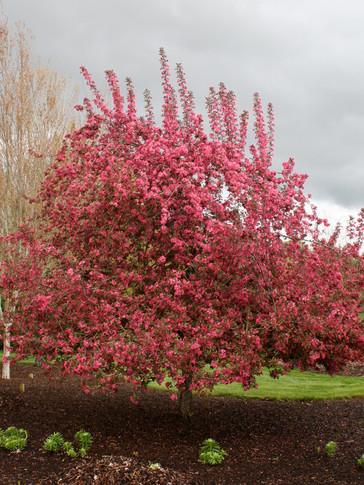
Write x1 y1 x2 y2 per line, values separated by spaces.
1 296 11 379
179 376 193 418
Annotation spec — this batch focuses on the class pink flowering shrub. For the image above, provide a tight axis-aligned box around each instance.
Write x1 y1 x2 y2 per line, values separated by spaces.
1 49 364 415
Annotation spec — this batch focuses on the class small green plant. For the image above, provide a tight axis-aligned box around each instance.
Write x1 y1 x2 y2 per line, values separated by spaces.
358 454 364 468
43 432 64 452
325 441 337 457
199 438 227 466
0 427 28 451
43 429 92 458
149 462 162 470
79 447 87 458
63 441 78 458
74 430 92 452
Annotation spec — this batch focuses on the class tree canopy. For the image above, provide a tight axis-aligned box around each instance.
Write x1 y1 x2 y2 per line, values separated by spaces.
0 13 79 237
1 49 363 416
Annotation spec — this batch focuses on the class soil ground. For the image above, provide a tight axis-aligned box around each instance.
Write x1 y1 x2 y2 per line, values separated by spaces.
1 363 364 484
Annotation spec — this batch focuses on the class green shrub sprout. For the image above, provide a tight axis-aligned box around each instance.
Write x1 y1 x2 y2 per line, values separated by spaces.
199 438 227 465
0 427 28 451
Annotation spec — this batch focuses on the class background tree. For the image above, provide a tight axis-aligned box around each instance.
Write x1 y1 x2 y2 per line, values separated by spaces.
0 12 80 378
1 49 363 415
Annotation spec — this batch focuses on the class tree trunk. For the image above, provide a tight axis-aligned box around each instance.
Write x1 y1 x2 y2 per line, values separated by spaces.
2 323 11 379
179 376 193 418
1 296 11 380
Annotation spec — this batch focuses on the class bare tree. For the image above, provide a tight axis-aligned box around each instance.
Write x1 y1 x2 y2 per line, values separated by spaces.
0 13 80 378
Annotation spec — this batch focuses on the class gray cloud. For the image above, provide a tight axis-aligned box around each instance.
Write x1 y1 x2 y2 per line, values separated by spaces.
2 0 363 217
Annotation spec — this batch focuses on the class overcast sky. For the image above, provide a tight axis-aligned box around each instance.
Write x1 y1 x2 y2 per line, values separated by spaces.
2 0 364 226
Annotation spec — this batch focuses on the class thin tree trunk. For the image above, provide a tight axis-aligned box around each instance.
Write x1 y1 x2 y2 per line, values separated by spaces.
179 375 193 418
2 323 11 379
1 296 11 380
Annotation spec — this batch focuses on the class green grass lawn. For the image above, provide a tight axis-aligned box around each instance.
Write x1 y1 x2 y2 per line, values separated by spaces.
0 351 35 364
2 350 364 401
148 368 364 401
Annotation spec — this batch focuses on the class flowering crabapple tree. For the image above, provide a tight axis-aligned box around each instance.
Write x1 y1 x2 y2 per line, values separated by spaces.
1 49 364 417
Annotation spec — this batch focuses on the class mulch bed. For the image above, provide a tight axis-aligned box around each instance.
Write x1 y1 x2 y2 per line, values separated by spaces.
1 363 364 484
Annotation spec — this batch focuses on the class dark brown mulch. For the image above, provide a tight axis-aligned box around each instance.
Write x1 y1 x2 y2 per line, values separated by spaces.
1 363 364 484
